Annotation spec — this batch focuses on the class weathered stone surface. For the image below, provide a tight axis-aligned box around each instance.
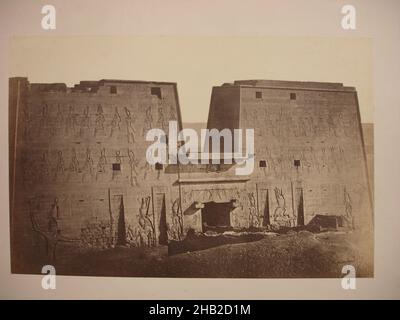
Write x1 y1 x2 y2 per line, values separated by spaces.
9 78 373 273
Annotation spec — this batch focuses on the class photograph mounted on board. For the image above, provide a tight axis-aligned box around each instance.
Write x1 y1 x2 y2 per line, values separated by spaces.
8 36 374 278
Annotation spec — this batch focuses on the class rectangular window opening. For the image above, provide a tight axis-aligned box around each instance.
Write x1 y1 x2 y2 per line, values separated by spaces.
112 163 121 171
151 87 162 99
259 160 267 168
110 86 117 94
155 162 163 170
256 91 262 99
290 92 296 100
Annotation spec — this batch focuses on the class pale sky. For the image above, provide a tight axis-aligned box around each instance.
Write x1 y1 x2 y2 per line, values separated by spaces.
9 36 373 123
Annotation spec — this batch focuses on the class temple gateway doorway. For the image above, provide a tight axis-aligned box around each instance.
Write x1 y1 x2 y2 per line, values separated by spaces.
202 201 232 231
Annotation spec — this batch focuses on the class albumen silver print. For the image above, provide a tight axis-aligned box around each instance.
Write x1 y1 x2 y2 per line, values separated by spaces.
9 77 374 278
4 0 400 301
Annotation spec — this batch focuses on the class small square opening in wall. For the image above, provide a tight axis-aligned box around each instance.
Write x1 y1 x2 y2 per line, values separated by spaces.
155 162 163 170
151 87 162 99
110 86 117 94
259 160 267 168
256 91 262 99
294 159 301 167
290 92 296 100
112 163 121 171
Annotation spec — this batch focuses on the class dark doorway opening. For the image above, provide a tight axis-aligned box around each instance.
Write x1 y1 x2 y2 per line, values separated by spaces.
262 189 270 226
296 188 305 226
202 201 231 231
158 195 168 245
116 195 127 245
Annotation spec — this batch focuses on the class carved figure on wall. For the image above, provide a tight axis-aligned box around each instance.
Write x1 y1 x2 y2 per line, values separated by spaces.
304 112 317 137
96 148 107 180
68 148 80 180
79 106 90 137
248 192 259 228
65 105 78 135
125 225 137 246
123 107 136 143
53 104 64 137
343 188 354 229
29 198 79 262
336 112 345 137
128 149 139 187
142 106 153 136
222 189 228 200
294 116 307 138
301 150 312 174
327 113 338 137
135 196 154 247
94 104 105 137
272 187 291 227
38 151 51 183
110 107 121 138
234 190 243 209
265 147 277 176
181 190 190 207
54 150 65 181
157 107 165 130
142 160 152 180
21 106 32 140
49 197 60 220
168 198 183 241
216 189 224 201
81 148 94 182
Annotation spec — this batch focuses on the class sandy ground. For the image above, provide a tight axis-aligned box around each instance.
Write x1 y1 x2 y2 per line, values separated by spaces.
48 230 372 278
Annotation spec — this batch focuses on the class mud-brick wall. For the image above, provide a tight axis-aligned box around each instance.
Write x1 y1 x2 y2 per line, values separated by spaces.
10 78 182 267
